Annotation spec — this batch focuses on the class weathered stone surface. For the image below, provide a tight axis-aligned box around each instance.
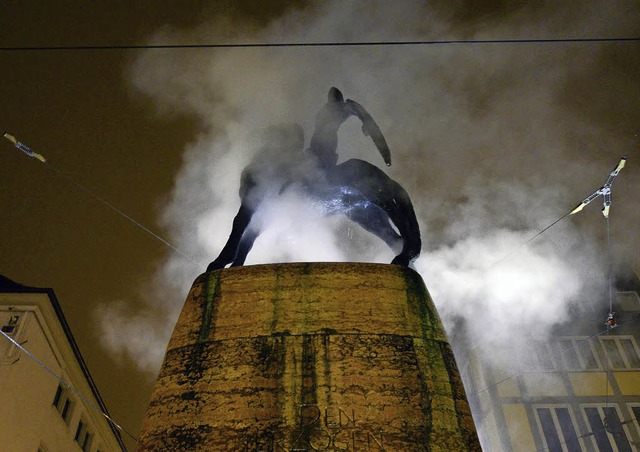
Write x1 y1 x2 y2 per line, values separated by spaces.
138 263 480 451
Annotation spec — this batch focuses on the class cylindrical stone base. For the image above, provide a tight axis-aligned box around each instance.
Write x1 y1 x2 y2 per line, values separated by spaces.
138 263 480 451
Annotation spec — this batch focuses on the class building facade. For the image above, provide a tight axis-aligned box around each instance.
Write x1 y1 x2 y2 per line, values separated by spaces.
462 266 640 451
0 275 126 451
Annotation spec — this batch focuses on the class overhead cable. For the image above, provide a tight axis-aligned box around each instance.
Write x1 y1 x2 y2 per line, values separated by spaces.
0 328 138 442
2 132 201 269
1 37 639 52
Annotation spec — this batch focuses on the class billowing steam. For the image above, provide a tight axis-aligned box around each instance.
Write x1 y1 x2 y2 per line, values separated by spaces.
96 1 638 444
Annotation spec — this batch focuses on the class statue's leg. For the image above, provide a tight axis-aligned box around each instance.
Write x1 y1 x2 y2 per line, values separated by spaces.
329 159 421 266
231 226 259 267
345 205 403 254
206 203 254 272
387 185 421 266
365 180 421 266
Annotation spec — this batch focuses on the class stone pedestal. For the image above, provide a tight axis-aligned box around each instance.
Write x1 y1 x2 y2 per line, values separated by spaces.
138 263 480 451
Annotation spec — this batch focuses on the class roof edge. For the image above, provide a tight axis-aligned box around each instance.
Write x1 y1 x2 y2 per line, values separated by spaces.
0 274 127 450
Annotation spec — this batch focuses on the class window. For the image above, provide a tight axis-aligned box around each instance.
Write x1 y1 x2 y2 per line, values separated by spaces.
535 406 582 452
582 405 634 452
74 419 84 441
61 399 72 422
74 418 93 452
83 432 93 452
52 384 74 424
53 385 63 407
532 341 556 370
557 337 600 370
600 336 640 370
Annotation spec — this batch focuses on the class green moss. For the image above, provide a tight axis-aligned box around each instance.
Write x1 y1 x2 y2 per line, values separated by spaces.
198 270 221 344
270 266 281 333
403 266 445 342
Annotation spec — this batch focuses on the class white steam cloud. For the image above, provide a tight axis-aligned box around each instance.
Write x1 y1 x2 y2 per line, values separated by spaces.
96 2 638 445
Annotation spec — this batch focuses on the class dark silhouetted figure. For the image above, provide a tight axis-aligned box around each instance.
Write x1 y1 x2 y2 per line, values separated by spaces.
206 124 307 270
207 88 421 271
309 87 391 169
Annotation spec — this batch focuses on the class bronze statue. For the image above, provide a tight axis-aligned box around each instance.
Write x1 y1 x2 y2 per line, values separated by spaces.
206 88 421 271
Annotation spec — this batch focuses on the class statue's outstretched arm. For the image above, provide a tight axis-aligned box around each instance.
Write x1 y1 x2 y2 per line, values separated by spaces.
345 99 392 167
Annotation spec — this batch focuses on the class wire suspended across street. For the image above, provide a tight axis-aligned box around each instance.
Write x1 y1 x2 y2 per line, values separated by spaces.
2 131 201 268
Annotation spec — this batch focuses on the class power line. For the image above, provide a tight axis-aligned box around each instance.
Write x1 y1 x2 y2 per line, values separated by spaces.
489 211 572 268
2 132 202 269
490 153 627 267
45 162 201 268
1 37 639 52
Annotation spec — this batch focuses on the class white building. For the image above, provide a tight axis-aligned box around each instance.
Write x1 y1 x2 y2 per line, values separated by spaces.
0 275 126 451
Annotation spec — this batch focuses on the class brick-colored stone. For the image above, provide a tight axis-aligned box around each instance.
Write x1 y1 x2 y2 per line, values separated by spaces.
138 263 480 451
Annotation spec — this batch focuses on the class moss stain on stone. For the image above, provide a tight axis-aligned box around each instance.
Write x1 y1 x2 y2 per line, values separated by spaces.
137 263 481 451
403 266 444 343
198 270 221 344
441 342 483 452
300 263 314 332
269 266 281 333
292 333 318 447
321 332 333 408
184 270 221 384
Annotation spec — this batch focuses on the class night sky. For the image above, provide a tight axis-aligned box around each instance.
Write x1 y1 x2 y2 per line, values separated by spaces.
1 2 639 449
